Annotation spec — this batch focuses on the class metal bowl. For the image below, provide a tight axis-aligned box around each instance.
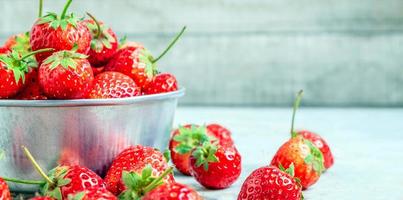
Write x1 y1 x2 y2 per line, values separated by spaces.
0 88 185 192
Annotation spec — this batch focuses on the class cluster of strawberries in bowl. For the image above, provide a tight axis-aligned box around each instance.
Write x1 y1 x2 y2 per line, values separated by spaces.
0 0 183 100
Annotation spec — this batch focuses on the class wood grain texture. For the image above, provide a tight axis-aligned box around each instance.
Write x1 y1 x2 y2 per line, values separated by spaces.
0 0 402 106
174 107 403 200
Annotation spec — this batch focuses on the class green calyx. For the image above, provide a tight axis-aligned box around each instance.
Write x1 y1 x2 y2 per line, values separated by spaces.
139 48 158 79
174 125 211 154
41 166 72 200
43 49 87 70
86 13 116 53
290 90 304 138
22 146 71 200
303 139 325 174
119 166 173 200
278 163 302 185
37 0 78 31
0 48 53 84
11 32 31 54
192 142 219 171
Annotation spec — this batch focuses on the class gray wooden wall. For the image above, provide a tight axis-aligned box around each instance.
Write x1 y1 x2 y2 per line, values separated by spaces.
1 0 403 106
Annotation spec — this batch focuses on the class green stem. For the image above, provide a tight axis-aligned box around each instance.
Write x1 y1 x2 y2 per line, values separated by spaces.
290 90 303 137
2 177 45 185
60 0 73 19
143 167 173 194
86 12 101 38
22 146 54 185
38 0 43 18
20 48 54 61
152 26 186 64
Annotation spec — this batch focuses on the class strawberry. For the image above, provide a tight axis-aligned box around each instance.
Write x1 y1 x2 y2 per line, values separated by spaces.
0 48 52 99
30 0 91 64
142 182 202 200
0 178 11 200
67 187 117 200
169 125 210 175
142 73 178 95
20 146 105 200
0 47 10 55
105 27 186 89
84 13 118 67
270 90 325 189
104 145 174 196
237 164 302 200
298 130 334 169
88 72 141 99
16 69 48 100
189 143 242 189
4 32 31 53
38 49 94 99
206 123 234 147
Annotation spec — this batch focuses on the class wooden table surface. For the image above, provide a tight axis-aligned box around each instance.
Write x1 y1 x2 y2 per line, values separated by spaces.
173 107 403 200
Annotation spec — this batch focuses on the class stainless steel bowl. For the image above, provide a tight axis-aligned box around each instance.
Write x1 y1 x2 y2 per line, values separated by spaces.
0 88 185 192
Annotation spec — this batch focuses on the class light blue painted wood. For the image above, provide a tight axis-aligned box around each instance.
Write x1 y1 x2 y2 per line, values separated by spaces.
174 107 403 199
0 0 403 106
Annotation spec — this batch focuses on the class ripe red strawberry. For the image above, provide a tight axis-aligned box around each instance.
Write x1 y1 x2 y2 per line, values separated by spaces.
169 125 210 175
30 0 91 63
0 48 52 99
189 143 241 189
104 145 174 195
39 50 94 99
4 32 31 53
84 13 118 67
16 69 48 100
20 146 105 200
88 72 141 99
206 123 234 147
0 47 10 55
142 182 202 200
270 90 325 189
142 73 178 95
298 130 334 169
238 164 302 200
105 27 186 89
67 186 117 200
0 178 11 200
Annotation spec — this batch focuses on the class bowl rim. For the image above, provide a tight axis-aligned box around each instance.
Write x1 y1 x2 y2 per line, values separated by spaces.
0 88 185 107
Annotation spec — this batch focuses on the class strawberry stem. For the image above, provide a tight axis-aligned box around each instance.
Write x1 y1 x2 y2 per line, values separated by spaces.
22 146 55 185
60 0 73 19
290 90 304 137
38 0 43 18
152 26 186 64
20 48 54 61
86 12 101 38
2 177 45 185
143 167 173 194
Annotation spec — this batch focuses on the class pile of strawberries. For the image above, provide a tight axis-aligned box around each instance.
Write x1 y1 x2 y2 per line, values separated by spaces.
1 145 202 200
168 90 334 200
0 0 182 100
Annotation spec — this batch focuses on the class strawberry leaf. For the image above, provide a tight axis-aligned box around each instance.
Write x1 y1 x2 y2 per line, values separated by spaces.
120 165 160 200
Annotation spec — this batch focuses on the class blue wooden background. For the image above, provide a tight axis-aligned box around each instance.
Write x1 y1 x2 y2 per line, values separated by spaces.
1 0 403 106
